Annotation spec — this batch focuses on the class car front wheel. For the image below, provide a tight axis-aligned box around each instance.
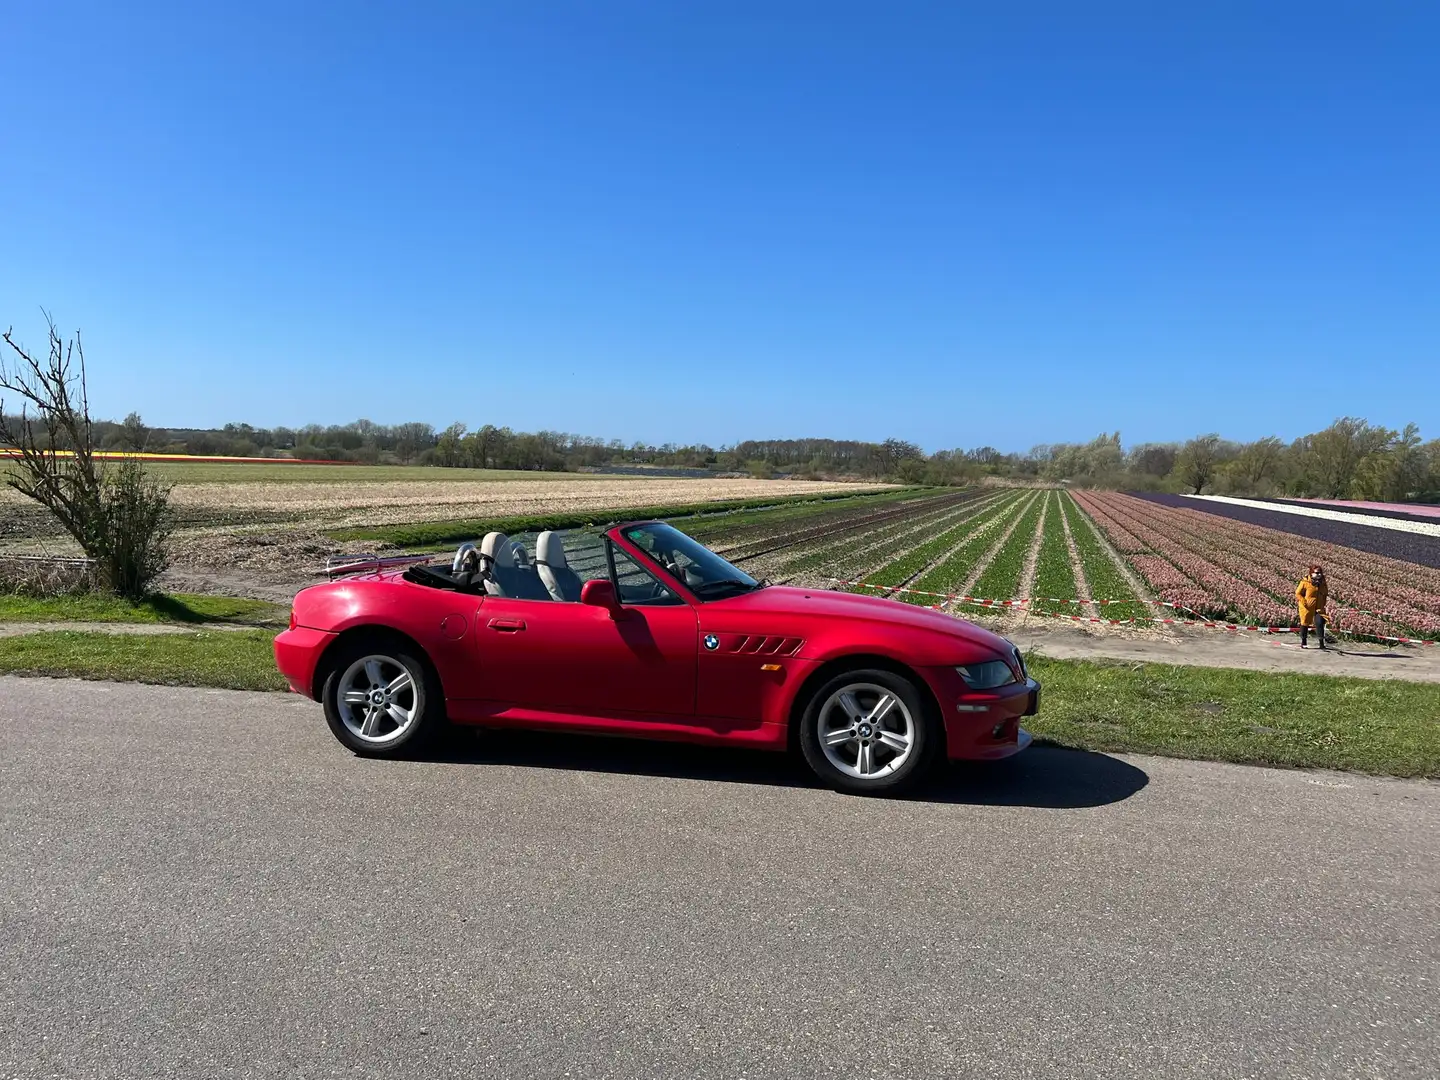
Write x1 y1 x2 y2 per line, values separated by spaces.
321 640 441 756
798 668 940 795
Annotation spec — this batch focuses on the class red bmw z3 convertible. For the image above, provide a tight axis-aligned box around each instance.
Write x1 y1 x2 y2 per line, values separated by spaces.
274 521 1039 795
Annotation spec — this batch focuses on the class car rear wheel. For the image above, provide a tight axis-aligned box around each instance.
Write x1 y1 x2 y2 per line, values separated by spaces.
798 668 940 795
321 639 442 756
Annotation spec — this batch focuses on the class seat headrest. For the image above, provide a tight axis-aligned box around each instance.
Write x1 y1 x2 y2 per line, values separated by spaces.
536 531 569 569
480 532 513 567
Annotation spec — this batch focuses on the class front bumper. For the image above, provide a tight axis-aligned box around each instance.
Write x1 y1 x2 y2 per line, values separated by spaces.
926 670 1040 761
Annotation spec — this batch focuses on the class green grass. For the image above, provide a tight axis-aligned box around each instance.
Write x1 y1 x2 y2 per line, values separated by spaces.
969 490 1047 601
1031 492 1080 615
0 629 286 691
1 628 1434 778
1025 655 1440 778
1061 492 1151 621
328 489 907 547
0 592 286 626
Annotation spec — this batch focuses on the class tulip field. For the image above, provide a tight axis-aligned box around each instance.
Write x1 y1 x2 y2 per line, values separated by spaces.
693 485 1440 644
1073 490 1440 640
5 449 1434 644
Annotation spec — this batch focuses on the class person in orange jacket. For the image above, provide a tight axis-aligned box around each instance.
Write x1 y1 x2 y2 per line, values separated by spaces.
1296 564 1329 649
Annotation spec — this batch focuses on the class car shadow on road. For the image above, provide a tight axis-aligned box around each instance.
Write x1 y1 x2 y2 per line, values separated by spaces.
413 729 1148 809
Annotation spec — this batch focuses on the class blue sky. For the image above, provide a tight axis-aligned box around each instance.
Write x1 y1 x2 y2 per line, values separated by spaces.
2 1 1436 453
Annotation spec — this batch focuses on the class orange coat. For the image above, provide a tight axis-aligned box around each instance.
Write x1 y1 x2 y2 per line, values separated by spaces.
1296 575 1328 627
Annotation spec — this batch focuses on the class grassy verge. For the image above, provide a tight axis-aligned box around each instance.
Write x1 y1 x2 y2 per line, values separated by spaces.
327 488 911 547
0 630 286 691
1025 655 1439 778
1 629 1434 778
0 592 286 626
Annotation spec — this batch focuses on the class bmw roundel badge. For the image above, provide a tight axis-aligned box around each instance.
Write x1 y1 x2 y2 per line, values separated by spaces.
703 633 719 651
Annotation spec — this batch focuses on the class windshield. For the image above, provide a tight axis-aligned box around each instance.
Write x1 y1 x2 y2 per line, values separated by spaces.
621 523 761 598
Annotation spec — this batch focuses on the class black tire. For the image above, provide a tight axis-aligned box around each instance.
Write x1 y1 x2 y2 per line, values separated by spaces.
320 637 444 757
798 667 941 795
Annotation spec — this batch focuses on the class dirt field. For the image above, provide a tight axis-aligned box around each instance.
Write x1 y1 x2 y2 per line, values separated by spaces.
0 467 889 570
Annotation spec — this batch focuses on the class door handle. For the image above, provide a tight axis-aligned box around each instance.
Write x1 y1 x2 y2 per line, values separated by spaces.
487 618 526 632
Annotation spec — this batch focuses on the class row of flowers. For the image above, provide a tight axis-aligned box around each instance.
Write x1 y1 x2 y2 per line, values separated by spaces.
1159 501 1440 619
1112 496 1440 634
1082 492 1438 638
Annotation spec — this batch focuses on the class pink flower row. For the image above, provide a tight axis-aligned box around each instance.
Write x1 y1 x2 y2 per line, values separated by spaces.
1085 492 1438 638
1105 495 1440 633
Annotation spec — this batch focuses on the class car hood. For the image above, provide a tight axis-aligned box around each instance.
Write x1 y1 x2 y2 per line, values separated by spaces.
715 585 1016 654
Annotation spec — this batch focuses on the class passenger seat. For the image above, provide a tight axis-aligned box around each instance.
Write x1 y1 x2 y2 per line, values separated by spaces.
536 531 584 602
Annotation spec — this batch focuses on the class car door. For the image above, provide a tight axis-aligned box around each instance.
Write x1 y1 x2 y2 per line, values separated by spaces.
474 538 699 719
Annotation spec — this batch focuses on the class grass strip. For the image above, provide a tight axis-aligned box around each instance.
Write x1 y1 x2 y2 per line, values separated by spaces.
1024 655 1440 778
970 490 1047 600
2 630 1434 778
1062 492 1150 621
0 592 286 626
0 630 286 691
1031 493 1079 614
328 489 916 547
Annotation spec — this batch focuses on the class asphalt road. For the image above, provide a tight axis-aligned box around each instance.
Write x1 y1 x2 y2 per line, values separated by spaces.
2 677 1436 1080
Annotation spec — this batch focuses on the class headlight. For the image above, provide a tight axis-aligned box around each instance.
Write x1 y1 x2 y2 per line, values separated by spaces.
956 659 1018 690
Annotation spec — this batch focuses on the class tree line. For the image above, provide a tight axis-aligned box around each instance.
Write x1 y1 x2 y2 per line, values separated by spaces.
8 407 1438 503
1022 420 1440 502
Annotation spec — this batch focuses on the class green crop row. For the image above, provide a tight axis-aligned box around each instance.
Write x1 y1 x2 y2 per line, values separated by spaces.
327 489 922 547
854 491 1026 593
1031 492 1080 614
904 491 1036 604
684 487 948 543
969 490 1048 601
855 491 1025 605
783 489 1009 576
1061 492 1152 621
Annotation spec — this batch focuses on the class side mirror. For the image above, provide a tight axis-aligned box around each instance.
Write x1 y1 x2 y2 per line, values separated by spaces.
580 578 622 618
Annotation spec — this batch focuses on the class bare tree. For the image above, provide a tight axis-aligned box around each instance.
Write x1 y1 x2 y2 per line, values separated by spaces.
1175 434 1221 494
1 315 172 599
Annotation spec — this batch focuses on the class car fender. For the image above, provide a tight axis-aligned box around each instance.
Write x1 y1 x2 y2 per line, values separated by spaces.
291 578 483 700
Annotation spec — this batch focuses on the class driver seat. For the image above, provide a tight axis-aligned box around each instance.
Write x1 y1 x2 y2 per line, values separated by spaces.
479 532 513 596
536 531 584 602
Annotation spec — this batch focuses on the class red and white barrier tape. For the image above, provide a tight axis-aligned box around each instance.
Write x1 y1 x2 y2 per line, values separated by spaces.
822 579 1438 646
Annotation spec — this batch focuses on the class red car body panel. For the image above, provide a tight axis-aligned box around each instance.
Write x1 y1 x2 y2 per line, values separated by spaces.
274 525 1036 760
